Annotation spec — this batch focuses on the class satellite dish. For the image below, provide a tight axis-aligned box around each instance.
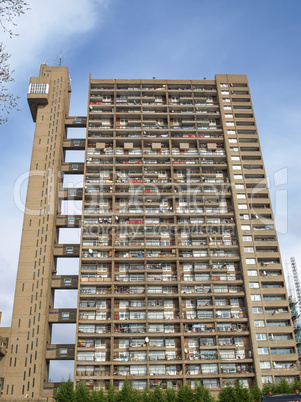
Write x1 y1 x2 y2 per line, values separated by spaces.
145 337 149 343
184 348 187 353
89 249 93 254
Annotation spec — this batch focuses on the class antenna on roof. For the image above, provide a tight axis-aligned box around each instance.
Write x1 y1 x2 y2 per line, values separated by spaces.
55 52 64 66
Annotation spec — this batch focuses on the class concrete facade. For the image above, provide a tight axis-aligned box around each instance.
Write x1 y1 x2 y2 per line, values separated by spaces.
0 65 299 400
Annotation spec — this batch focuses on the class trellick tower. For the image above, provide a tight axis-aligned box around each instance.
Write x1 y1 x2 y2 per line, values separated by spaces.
0 65 299 400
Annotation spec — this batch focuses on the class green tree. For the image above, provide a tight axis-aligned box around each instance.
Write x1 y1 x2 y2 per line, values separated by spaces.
90 389 107 402
107 383 117 402
153 386 164 402
290 378 301 394
55 378 75 402
177 385 195 402
118 380 141 402
250 383 262 402
142 388 153 402
218 385 236 402
262 382 272 397
273 378 291 395
234 379 251 401
164 387 176 402
194 386 215 402
75 382 91 402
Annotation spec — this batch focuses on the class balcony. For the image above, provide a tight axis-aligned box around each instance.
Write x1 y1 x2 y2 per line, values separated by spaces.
114 324 146 334
77 368 110 377
220 365 254 374
115 286 145 295
80 274 111 283
147 274 177 282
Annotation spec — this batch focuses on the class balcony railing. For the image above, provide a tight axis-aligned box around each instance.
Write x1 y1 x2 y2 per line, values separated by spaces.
77 370 110 377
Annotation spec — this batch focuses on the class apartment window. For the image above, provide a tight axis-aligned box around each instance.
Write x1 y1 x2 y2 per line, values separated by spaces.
237 194 246 199
235 184 244 190
264 296 285 302
28 83 49 94
233 165 241 170
221 91 229 95
220 84 228 87
77 351 94 361
226 122 235 126
249 282 259 288
254 320 265 327
251 295 261 301
243 236 252 241
95 339 106 349
253 307 263 314
256 333 267 341
165 325 174 333
248 270 257 276
258 347 269 355
244 247 254 253
59 348 68 356
238 204 247 209
227 130 236 134
260 361 271 369
224 105 231 110
246 259 256 265
241 225 251 230
165 338 175 348
229 138 237 143
271 348 294 355
240 214 249 220
267 321 289 327
234 174 243 179
222 98 230 102
262 376 273 384
62 312 70 320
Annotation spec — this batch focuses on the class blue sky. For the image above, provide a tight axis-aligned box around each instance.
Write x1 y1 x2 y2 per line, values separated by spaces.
0 0 301 379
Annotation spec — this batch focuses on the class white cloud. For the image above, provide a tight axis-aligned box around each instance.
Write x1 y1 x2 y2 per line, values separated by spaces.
3 0 111 76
